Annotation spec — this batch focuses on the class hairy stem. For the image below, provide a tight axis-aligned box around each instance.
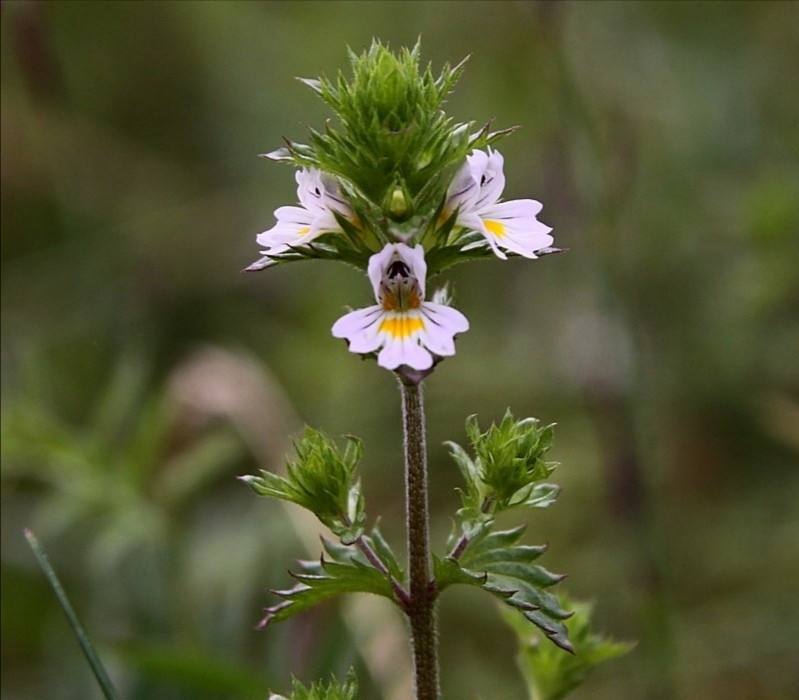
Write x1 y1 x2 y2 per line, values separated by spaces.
400 380 439 700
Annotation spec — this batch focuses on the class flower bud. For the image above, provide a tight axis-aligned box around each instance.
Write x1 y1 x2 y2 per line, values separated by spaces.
467 411 557 510
241 428 366 543
386 184 412 222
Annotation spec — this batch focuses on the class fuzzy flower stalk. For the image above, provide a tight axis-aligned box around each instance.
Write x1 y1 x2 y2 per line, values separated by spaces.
241 41 625 700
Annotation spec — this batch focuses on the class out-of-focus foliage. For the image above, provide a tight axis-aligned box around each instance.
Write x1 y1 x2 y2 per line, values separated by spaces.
2 1 798 699
502 597 634 700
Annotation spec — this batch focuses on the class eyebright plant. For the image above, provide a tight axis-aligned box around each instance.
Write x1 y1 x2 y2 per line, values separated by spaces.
242 40 629 700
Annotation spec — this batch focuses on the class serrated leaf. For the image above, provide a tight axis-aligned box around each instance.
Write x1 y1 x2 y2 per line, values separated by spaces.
437 524 573 653
258 531 400 628
260 554 393 627
433 555 485 588
502 598 634 700
482 575 573 653
465 524 528 557
445 440 479 484
483 571 571 619
464 543 548 567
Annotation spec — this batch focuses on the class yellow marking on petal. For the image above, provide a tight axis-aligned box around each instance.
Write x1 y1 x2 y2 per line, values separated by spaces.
297 227 311 237
484 219 506 238
379 316 425 339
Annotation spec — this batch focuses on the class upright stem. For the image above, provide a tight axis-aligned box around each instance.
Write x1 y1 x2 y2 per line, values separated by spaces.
400 380 439 700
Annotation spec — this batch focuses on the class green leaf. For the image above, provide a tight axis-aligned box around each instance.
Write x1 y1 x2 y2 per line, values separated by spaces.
364 522 404 580
437 525 573 653
466 523 529 556
509 482 561 510
502 597 634 700
259 535 397 628
433 555 485 588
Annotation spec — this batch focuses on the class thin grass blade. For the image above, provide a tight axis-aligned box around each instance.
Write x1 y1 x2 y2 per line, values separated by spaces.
24 528 120 700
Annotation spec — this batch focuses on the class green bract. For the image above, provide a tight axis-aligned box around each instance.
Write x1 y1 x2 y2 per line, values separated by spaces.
447 411 559 528
240 428 366 543
265 40 513 265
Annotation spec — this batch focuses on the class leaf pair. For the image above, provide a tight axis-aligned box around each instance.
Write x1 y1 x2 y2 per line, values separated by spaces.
245 413 574 654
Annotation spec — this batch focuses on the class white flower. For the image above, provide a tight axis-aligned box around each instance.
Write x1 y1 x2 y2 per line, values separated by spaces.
444 148 553 260
332 243 469 371
245 168 354 271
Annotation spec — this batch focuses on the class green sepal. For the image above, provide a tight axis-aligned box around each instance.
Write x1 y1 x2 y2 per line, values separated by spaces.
269 668 358 700
468 119 521 150
259 535 398 628
424 239 566 277
502 596 634 700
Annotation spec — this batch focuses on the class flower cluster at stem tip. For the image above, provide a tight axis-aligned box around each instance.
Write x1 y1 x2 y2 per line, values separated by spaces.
245 41 558 379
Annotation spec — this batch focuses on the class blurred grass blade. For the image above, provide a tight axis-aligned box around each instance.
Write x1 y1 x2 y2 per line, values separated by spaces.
24 528 120 700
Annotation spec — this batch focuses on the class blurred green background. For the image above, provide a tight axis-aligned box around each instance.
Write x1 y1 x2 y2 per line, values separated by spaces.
2 1 798 698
